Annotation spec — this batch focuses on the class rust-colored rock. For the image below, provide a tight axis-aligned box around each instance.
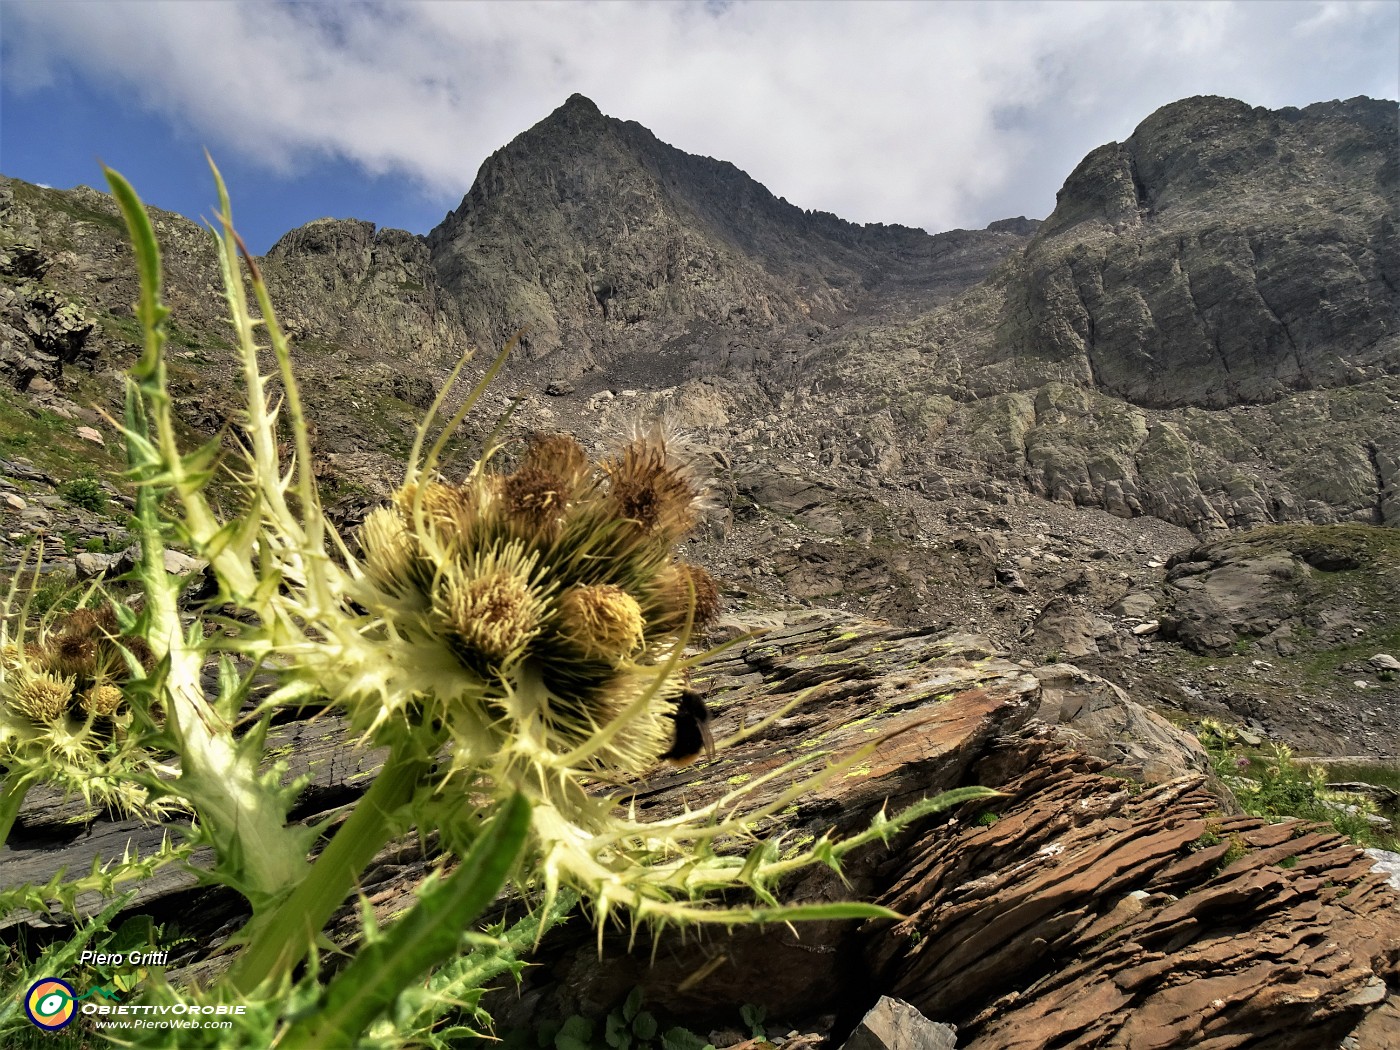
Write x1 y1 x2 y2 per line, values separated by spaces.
867 748 1400 1050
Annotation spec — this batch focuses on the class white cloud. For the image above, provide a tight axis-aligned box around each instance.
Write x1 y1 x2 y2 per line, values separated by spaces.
3 0 1396 231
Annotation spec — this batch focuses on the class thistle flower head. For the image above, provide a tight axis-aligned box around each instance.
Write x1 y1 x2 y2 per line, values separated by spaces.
603 438 703 542
433 542 551 675
337 425 719 780
644 562 722 636
501 465 572 537
48 630 99 679
0 596 169 820
6 670 75 724
521 433 591 487
360 506 418 595
82 683 127 719
555 584 645 662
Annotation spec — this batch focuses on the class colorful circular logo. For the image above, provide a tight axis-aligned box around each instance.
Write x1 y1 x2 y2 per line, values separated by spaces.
24 978 77 1031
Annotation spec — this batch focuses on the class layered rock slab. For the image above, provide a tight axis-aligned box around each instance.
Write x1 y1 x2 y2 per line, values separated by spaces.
869 747 1400 1049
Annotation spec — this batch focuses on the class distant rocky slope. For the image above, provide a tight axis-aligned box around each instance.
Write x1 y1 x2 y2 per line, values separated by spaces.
427 93 1035 371
3 94 1394 537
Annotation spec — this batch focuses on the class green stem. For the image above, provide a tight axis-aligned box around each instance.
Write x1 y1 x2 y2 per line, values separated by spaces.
0 774 33 846
278 792 534 1050
225 739 432 995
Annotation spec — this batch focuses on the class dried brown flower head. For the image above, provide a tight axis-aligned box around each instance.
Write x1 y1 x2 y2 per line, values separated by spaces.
604 441 700 541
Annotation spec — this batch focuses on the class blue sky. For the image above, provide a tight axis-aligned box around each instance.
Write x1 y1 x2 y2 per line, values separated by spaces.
2 0 1397 255
0 64 455 254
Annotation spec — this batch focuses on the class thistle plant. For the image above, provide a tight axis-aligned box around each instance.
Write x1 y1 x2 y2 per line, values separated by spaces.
0 560 176 844
4 163 998 1047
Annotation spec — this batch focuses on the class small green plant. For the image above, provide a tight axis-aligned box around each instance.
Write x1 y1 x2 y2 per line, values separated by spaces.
604 988 659 1050
1219 832 1251 869
976 811 1000 827
26 567 81 617
1196 718 1392 848
1190 825 1223 851
740 1003 768 1042
59 474 106 513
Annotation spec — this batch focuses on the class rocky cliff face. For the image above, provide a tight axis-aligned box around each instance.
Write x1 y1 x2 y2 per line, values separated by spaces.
426 94 1034 379
1011 95 1397 408
800 96 1399 532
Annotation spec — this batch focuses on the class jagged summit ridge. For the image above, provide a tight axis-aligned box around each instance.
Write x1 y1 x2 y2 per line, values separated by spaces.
423 92 1037 365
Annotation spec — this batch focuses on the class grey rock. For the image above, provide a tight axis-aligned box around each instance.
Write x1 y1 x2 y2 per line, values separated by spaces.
1365 848 1400 893
1111 591 1158 619
1369 654 1400 672
74 551 119 578
840 996 956 1050
112 545 208 578
1159 525 1400 655
1031 662 1210 782
1024 596 1115 658
996 563 1030 593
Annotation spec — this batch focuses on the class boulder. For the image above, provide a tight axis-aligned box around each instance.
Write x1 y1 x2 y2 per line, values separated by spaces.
1030 663 1208 782
840 997 956 1050
1023 596 1115 659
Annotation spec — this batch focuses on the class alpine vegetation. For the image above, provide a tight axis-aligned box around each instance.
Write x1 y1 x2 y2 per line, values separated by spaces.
0 163 991 1048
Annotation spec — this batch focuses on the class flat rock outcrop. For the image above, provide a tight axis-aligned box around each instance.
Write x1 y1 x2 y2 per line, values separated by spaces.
1160 523 1400 656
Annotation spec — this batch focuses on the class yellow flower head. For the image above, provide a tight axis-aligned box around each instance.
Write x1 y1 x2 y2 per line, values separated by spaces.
82 683 126 719
394 480 475 537
7 670 76 725
433 544 551 675
359 505 418 594
555 584 646 663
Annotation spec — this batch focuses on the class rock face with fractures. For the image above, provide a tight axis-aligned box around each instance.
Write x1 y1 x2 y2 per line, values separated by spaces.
804 96 1399 532
467 618 1400 1048
870 747 1400 1049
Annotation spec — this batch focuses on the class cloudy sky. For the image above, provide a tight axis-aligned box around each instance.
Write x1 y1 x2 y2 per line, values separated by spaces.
2 0 1397 253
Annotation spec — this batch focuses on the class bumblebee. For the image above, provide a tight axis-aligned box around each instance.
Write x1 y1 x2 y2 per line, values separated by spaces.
659 685 714 765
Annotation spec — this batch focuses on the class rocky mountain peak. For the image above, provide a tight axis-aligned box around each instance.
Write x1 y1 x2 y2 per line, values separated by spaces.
557 91 605 117
424 94 1037 368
